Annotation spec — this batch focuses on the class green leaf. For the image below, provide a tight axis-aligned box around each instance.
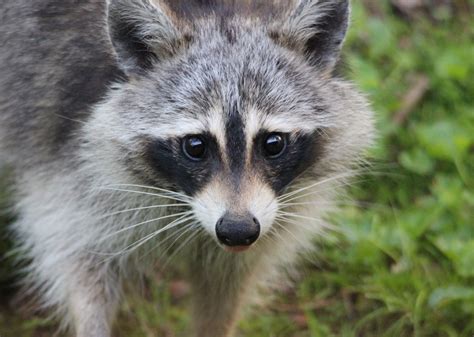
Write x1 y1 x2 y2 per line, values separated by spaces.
435 48 471 81
416 121 471 161
429 286 474 308
399 148 435 175
435 239 474 277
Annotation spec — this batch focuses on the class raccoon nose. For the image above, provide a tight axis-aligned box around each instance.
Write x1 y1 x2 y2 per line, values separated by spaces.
216 214 260 248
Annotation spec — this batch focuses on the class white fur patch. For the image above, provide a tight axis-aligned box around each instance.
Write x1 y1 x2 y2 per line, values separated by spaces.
191 179 229 238
191 176 278 241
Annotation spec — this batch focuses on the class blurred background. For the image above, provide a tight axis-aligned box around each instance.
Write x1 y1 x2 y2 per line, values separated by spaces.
1 0 473 336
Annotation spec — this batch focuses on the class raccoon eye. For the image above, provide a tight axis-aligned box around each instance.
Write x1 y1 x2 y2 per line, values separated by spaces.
182 135 206 161
263 133 287 158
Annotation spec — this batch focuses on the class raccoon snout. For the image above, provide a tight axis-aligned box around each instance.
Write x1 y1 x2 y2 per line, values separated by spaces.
216 213 261 250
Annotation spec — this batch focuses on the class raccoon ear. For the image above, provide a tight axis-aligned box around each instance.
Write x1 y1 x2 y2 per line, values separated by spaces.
273 0 350 74
107 0 183 74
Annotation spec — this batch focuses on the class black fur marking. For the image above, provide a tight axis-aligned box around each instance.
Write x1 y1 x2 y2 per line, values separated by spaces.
253 130 325 193
225 102 246 186
108 3 159 72
143 134 222 196
304 1 349 68
110 20 158 71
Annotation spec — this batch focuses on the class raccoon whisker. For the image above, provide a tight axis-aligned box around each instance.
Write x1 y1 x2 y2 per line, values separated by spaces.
275 213 336 231
158 223 196 256
275 218 327 231
282 222 336 236
277 171 358 202
275 215 321 227
260 235 273 247
275 218 333 236
99 211 193 241
278 198 351 209
265 227 287 246
101 204 189 218
278 179 356 204
107 184 192 201
101 187 190 203
278 200 386 210
105 187 190 202
162 226 202 268
140 221 196 261
278 201 334 209
277 178 363 205
268 225 304 251
278 181 348 205
97 214 195 258
354 160 402 178
259 197 278 221
273 221 302 243
159 222 198 259
268 233 285 247
276 212 324 223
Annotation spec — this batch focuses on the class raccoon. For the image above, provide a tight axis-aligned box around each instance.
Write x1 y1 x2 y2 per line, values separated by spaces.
0 0 374 336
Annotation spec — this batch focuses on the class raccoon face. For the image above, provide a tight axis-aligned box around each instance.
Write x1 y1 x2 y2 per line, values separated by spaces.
89 0 373 251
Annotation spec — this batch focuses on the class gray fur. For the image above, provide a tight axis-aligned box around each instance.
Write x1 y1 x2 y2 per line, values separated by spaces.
0 1 374 336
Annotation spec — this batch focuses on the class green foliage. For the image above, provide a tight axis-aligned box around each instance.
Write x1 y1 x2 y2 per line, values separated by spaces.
1 1 473 336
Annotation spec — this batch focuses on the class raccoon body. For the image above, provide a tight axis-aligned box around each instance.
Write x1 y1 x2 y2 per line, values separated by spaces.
0 1 374 336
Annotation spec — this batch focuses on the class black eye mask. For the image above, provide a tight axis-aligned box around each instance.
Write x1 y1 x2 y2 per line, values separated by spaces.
252 130 325 193
144 133 222 196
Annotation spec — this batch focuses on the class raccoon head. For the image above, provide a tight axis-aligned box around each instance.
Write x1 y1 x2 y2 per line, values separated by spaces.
86 0 374 252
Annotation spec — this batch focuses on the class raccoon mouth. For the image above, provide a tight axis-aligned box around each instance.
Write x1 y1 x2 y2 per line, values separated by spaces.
224 245 253 253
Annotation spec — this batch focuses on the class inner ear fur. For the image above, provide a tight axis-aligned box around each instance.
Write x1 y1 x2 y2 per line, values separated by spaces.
107 0 188 74
271 0 350 74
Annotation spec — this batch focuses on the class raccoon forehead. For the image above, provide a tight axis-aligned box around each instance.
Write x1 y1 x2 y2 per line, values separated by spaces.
110 34 334 139
115 77 331 143
244 108 330 136
123 103 323 144
137 59 331 133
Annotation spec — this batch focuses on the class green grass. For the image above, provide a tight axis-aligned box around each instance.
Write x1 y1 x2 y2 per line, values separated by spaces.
1 1 473 336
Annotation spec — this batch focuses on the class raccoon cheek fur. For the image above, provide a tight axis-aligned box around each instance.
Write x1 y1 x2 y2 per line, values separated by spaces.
0 0 374 336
